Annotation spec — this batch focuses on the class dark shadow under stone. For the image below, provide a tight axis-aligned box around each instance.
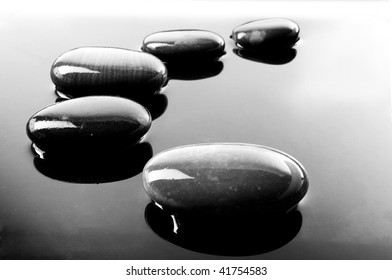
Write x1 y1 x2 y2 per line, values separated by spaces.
33 142 153 184
145 202 302 257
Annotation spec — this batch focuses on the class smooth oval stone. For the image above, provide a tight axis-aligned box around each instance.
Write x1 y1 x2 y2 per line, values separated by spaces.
142 29 225 62
231 18 300 49
50 47 168 96
143 143 308 215
26 96 151 153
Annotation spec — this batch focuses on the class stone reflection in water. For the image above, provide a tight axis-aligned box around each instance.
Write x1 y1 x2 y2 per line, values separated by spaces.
145 202 302 256
32 142 153 184
55 91 168 121
233 48 297 65
166 60 224 81
133 94 168 121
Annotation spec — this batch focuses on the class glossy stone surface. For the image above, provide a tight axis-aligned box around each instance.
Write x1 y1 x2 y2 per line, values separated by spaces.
143 143 308 215
231 18 300 49
26 96 151 153
142 29 225 61
50 47 168 96
55 92 168 121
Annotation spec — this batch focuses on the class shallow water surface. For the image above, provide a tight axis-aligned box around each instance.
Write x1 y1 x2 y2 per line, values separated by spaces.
0 3 390 259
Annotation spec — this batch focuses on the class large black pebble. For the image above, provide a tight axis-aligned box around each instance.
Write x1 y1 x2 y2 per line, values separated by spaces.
26 96 151 153
231 18 300 49
143 143 309 216
50 47 168 97
142 29 225 62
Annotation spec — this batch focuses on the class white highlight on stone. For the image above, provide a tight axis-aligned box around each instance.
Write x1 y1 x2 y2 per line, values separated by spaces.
147 168 194 182
249 30 266 45
33 120 78 130
56 65 100 75
147 42 172 49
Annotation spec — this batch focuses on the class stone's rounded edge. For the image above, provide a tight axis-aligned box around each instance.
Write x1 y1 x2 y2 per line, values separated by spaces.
144 142 307 173
142 29 226 46
142 142 309 215
122 99 152 146
51 45 165 62
49 46 168 95
50 46 75 86
141 29 226 62
26 96 153 153
137 48 169 83
142 103 153 128
50 63 58 87
159 61 169 85
232 18 300 31
231 18 300 35
231 18 300 49
26 100 58 145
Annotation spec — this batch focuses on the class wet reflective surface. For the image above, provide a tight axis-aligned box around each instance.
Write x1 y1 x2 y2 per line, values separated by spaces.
0 2 390 259
143 143 308 215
